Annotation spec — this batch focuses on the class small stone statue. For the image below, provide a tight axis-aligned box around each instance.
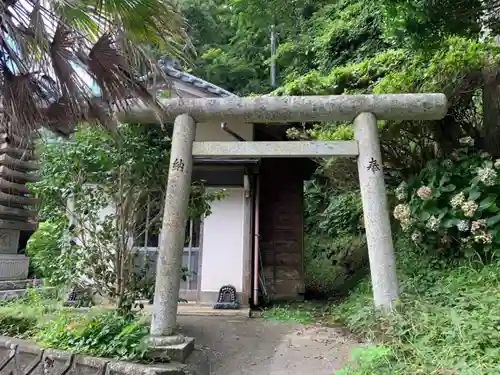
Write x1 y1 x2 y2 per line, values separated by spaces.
213 285 240 309
63 286 93 307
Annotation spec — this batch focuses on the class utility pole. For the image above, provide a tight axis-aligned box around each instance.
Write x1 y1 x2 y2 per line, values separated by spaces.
270 24 277 88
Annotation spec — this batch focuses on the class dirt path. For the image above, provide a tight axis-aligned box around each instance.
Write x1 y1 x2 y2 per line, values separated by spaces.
178 316 359 375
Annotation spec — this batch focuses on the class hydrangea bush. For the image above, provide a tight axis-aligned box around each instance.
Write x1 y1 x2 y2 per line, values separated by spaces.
393 138 500 262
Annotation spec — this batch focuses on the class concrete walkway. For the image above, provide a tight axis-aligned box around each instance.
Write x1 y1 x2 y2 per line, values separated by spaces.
177 316 359 375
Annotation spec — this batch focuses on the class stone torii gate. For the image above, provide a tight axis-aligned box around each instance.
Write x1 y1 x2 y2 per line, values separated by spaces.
117 93 447 361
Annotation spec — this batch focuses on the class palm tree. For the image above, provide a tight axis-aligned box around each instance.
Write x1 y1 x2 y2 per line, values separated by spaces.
0 0 190 138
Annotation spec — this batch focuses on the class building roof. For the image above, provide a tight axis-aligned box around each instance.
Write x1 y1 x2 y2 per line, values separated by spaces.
153 58 237 98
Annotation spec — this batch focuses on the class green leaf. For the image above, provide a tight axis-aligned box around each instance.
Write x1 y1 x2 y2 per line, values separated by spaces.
486 215 500 227
468 190 481 201
420 211 431 221
441 184 456 192
442 218 460 229
488 203 500 213
464 248 475 258
479 196 497 211
438 175 450 186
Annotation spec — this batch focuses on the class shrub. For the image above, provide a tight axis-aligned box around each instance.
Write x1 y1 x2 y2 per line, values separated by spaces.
0 291 150 362
305 233 368 298
393 142 500 263
25 220 67 281
0 289 59 337
35 310 149 361
332 237 500 374
0 310 38 337
303 186 368 298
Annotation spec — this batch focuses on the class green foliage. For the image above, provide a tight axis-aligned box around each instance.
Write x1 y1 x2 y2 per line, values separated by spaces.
380 0 484 50
262 301 329 324
393 145 500 263
332 237 500 374
318 191 363 237
36 311 149 361
0 289 60 337
334 346 394 375
305 234 368 298
304 182 368 297
304 183 363 237
0 293 150 362
30 124 223 311
181 0 389 94
32 124 171 221
25 219 67 282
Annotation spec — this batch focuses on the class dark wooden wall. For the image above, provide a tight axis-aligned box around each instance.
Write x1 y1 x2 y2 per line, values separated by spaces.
259 158 307 301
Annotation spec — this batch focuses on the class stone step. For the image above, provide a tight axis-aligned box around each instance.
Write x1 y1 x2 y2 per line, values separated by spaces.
0 279 40 291
0 286 56 301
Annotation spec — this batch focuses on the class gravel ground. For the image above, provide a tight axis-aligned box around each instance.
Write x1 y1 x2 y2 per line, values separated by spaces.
177 316 360 375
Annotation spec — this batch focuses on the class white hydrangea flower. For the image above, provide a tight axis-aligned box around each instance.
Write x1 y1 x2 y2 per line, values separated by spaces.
457 220 470 232
450 192 466 209
461 200 478 218
460 237 473 247
393 204 411 231
395 182 408 201
494 159 500 170
459 136 474 146
481 152 491 159
473 230 493 244
411 230 422 243
426 216 440 232
477 167 497 186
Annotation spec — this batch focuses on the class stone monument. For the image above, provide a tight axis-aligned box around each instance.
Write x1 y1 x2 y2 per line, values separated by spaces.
0 130 38 298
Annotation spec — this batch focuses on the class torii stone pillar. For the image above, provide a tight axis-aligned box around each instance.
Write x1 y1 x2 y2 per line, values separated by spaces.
148 114 197 362
118 94 448 362
354 113 399 309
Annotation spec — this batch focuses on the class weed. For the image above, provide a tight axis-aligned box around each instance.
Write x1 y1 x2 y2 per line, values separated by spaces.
0 292 150 362
35 310 150 361
331 238 500 374
262 301 330 324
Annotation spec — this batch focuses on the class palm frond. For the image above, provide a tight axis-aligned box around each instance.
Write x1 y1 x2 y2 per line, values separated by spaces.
0 0 190 137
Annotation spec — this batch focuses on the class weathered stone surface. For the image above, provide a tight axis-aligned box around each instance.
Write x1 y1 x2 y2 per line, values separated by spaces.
0 255 29 281
192 140 359 158
37 348 73 375
0 280 36 291
118 94 448 124
354 112 399 310
106 360 187 375
0 229 20 254
0 336 17 370
0 338 189 375
146 337 195 365
1 340 43 375
150 114 196 338
69 355 108 375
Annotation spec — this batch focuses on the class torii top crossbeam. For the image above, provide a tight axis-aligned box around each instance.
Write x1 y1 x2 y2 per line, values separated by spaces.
118 94 448 124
